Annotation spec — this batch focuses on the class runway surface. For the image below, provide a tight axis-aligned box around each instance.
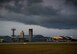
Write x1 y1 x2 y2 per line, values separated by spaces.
0 42 77 45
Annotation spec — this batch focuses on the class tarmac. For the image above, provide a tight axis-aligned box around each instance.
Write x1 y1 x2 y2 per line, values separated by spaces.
0 42 77 45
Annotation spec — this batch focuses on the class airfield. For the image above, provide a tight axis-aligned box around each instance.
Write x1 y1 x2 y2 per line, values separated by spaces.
0 42 77 44
0 42 77 54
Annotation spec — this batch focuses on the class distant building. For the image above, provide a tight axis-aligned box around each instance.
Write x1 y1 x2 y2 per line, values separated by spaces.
19 31 25 42
45 37 53 42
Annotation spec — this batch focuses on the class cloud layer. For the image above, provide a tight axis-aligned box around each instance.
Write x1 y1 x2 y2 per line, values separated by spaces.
0 0 77 29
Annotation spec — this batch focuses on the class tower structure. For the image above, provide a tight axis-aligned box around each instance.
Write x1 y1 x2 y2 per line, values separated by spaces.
11 28 16 42
29 29 33 42
19 30 24 42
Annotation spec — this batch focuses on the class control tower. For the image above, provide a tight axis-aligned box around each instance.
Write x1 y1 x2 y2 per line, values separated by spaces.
19 31 24 42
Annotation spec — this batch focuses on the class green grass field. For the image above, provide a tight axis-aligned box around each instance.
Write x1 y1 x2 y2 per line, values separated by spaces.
0 43 77 54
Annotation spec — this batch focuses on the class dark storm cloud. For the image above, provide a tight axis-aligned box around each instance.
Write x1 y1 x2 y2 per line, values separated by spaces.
66 0 77 6
0 0 42 4
0 0 10 3
27 0 42 6
27 6 57 15
0 0 77 29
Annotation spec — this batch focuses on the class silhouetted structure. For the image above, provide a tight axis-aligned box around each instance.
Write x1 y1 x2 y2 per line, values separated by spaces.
19 31 24 42
29 29 33 42
11 28 16 42
32 35 47 42
0 36 12 42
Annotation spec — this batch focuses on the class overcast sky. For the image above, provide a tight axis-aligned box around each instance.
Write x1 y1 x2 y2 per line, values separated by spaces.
0 0 77 38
